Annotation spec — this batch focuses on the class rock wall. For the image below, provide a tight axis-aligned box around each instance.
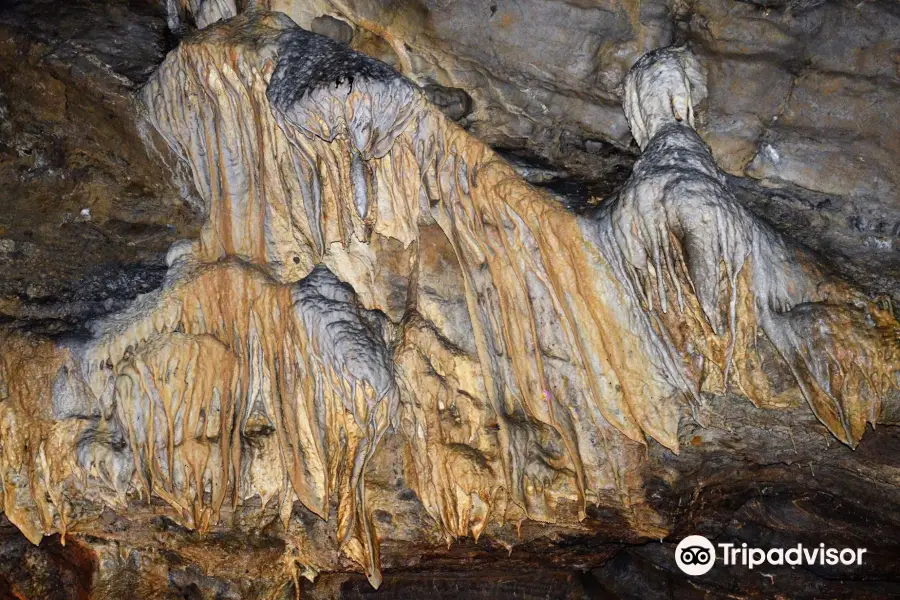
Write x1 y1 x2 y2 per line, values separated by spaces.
218 0 900 300
0 10 897 597
0 0 202 334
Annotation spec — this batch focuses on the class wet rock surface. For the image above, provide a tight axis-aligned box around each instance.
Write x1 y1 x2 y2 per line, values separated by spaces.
0 1 897 599
685 0 900 300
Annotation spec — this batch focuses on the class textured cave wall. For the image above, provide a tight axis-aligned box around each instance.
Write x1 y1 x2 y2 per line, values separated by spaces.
0 1 898 599
238 0 900 300
3 0 898 322
0 0 201 334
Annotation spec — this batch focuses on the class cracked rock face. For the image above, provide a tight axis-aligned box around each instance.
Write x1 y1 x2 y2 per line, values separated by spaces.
0 2 899 599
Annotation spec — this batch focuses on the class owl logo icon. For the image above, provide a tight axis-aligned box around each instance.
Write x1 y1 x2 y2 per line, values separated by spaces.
676 535 716 575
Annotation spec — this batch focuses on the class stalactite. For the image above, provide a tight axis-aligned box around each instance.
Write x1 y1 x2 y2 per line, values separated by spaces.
0 11 896 589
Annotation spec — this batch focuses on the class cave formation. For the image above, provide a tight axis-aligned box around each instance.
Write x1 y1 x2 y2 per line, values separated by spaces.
0 1 899 598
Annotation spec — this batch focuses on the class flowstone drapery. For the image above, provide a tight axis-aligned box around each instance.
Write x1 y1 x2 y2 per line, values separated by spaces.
0 11 896 588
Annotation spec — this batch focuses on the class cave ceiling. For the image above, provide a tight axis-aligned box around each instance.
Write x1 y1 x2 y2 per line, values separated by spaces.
0 0 898 598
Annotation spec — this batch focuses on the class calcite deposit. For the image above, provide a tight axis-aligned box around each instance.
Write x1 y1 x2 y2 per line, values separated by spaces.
0 9 897 595
234 0 900 306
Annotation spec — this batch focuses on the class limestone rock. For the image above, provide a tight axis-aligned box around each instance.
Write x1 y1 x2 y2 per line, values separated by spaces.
0 12 897 597
229 0 900 198
194 0 900 303
685 0 900 298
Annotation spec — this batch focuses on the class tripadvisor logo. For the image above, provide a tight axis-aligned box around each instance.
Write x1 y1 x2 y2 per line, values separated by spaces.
675 535 716 575
675 535 867 576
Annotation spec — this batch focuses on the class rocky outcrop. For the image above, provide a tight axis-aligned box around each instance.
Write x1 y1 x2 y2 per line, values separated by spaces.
0 10 897 597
